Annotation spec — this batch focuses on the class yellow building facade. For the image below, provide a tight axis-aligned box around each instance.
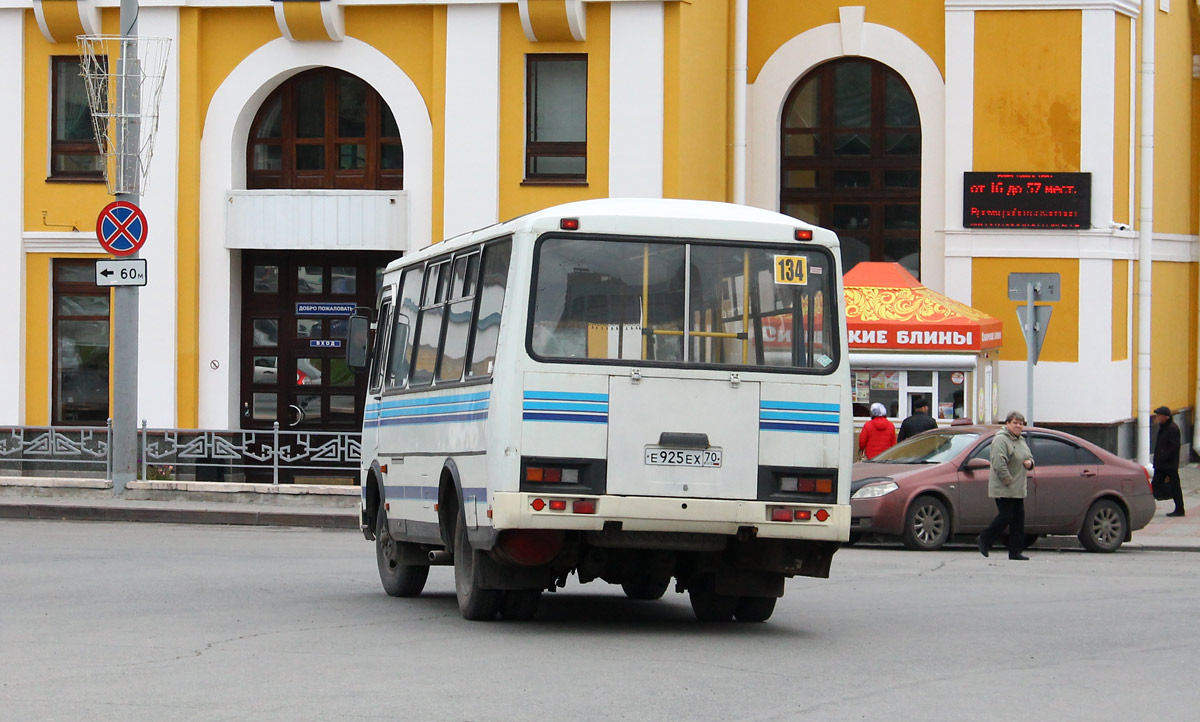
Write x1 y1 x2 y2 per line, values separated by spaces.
3 0 1197 458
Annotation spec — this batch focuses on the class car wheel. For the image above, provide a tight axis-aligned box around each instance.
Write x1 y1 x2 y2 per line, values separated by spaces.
734 596 777 623
376 506 429 597
688 577 736 622
1078 499 1126 553
454 512 503 620
499 589 542 621
901 495 950 551
621 576 670 601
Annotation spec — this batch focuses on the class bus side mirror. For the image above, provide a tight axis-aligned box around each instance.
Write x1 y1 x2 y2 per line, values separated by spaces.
346 314 371 372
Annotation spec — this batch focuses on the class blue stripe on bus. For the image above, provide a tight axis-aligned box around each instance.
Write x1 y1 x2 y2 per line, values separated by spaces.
523 412 608 424
524 391 609 403
367 411 489 428
366 391 490 413
760 421 840 434
522 401 608 413
759 400 840 412
759 411 838 423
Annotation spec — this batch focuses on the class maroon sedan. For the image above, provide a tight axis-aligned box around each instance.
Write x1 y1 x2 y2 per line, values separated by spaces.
849 425 1155 552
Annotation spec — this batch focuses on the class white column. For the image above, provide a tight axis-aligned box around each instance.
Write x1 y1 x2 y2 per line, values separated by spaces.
608 1 663 198
137 6 181 427
1080 9 1115 229
443 4 500 238
0 11 24 424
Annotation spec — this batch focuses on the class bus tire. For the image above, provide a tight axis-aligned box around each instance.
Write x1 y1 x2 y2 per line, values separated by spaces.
734 596 777 623
499 589 541 621
454 512 502 620
376 506 429 597
688 577 736 622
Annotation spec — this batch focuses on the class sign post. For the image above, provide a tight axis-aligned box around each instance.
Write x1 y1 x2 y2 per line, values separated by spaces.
111 0 142 494
1008 273 1060 425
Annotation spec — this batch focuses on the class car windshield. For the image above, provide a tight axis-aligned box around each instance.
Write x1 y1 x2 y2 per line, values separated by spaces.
870 432 982 464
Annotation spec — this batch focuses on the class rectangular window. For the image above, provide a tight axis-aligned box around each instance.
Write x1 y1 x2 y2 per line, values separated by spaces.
368 298 393 394
525 54 587 181
51 57 103 180
467 241 512 379
530 236 839 372
54 260 110 425
385 269 423 391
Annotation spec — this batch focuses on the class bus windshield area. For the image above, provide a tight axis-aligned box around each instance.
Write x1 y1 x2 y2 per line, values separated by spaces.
530 235 838 371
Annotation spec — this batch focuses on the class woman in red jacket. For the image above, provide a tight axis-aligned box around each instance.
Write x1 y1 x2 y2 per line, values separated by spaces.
859 403 896 460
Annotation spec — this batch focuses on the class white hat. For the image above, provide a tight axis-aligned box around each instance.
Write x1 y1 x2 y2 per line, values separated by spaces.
870 403 887 418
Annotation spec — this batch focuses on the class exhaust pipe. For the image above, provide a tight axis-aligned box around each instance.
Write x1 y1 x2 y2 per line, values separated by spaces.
428 550 453 565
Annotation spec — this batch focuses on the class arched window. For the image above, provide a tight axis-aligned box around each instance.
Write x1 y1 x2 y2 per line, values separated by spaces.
248 68 403 190
780 59 921 277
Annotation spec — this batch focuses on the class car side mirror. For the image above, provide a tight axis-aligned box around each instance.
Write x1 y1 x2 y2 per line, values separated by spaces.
962 458 990 472
346 313 371 372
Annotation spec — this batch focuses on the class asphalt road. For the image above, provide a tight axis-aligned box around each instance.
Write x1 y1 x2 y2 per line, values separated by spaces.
2 520 1197 722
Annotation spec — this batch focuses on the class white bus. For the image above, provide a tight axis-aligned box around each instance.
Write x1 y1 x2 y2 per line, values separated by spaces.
347 198 852 622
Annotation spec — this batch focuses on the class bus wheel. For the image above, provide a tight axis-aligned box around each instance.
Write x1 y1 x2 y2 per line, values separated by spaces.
376 506 429 597
454 513 502 620
688 577 736 622
621 577 670 601
499 589 541 621
734 596 777 623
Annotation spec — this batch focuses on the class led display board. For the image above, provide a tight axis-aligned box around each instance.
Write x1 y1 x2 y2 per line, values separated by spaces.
963 172 1091 229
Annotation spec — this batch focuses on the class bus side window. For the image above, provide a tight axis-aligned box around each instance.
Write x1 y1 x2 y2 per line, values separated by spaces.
385 268 423 390
437 251 480 383
467 241 512 378
411 261 449 388
367 298 392 393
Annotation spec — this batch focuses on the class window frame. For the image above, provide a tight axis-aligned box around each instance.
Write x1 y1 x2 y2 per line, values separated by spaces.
49 56 104 182
524 53 588 184
247 67 404 190
52 259 111 426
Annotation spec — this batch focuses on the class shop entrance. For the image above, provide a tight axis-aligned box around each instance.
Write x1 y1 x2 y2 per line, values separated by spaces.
240 250 394 432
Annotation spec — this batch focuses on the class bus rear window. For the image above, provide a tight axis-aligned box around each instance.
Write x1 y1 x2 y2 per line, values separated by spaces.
530 236 838 372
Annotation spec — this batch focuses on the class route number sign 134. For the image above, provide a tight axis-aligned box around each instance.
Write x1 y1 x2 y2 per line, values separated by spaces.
774 255 808 285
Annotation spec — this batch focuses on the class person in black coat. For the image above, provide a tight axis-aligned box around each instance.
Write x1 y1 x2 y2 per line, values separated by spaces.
1152 405 1185 517
898 397 938 442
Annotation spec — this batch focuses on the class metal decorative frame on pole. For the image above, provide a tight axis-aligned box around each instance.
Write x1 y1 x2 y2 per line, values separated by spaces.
77 34 171 196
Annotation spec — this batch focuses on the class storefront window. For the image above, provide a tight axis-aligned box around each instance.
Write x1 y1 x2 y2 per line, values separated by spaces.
853 368 971 422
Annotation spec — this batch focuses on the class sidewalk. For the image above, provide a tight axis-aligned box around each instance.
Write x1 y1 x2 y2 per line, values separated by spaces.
0 477 359 530
1 467 1197 550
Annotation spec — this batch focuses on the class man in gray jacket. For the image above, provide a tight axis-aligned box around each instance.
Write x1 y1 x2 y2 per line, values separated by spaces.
977 411 1035 560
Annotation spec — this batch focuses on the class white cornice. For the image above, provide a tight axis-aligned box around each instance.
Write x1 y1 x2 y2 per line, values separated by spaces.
0 1 667 9
946 0 1141 16
23 232 102 254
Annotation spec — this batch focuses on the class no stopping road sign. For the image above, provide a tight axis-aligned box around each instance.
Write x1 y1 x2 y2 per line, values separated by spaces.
96 201 148 256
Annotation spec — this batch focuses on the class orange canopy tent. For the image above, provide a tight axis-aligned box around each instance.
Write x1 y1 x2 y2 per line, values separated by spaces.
843 263 1002 352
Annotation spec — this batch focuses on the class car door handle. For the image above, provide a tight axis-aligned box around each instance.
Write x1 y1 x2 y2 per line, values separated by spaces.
1080 470 1096 477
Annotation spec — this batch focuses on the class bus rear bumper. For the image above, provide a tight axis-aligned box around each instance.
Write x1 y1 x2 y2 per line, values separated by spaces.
490 492 849 542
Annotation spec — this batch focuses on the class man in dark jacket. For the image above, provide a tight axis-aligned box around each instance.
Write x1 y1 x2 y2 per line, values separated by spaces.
1152 405 1184 517
898 397 938 442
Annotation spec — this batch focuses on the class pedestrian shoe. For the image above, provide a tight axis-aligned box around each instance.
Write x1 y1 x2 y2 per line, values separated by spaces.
1166 510 1186 517
1008 554 1030 561
977 536 989 558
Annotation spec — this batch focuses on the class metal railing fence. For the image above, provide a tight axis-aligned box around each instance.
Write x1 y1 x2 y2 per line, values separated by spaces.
0 420 361 485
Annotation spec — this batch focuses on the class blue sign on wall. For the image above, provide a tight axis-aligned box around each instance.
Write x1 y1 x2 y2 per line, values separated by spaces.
296 302 356 316
309 339 343 348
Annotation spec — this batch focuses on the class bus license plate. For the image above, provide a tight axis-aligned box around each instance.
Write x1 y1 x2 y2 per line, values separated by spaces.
644 447 722 468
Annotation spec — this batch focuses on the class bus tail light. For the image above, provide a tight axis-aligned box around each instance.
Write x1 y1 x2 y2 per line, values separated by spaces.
770 508 792 522
815 509 829 522
794 510 812 521
525 466 579 484
548 499 567 511
572 500 596 514
560 218 580 230
795 229 813 240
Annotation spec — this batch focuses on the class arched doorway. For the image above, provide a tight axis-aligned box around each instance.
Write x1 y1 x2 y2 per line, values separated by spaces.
239 68 401 432
779 58 921 278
